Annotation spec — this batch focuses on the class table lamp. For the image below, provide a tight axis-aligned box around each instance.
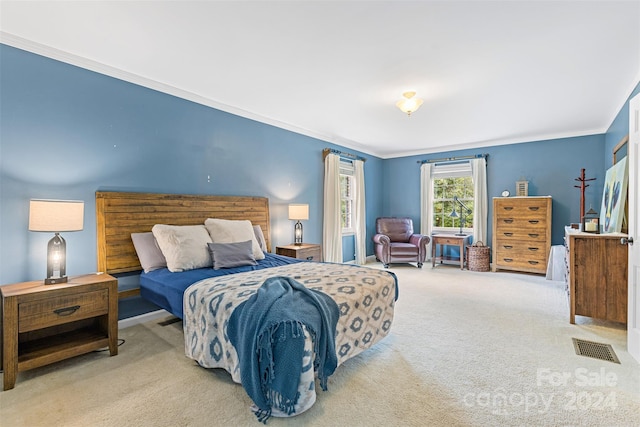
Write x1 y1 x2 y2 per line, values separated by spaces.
29 199 84 284
288 204 309 245
449 196 472 236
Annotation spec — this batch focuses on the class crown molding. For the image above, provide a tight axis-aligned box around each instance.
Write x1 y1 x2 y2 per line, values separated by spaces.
0 32 381 158
1 32 614 161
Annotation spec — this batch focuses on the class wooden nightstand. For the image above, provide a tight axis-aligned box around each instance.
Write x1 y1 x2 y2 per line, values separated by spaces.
276 243 322 261
1 273 118 390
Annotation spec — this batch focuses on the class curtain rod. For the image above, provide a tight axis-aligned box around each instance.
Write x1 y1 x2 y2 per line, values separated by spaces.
417 153 488 164
323 148 367 162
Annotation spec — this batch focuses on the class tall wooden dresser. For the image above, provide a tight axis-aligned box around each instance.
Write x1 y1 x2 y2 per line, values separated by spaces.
565 228 627 324
492 196 552 274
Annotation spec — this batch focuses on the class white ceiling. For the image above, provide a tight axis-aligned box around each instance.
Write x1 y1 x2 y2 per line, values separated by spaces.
1 1 639 158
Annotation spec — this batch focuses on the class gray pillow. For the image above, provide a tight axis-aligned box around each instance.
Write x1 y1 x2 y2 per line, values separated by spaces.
131 232 167 273
204 218 265 261
207 240 257 270
252 225 267 253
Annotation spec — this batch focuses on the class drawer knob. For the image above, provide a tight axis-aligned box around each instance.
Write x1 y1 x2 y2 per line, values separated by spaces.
503 245 513 249
53 305 81 316
528 220 539 224
503 219 514 224
306 256 314 261
503 258 513 262
503 232 513 237
528 261 539 265
528 207 540 211
528 247 539 251
503 207 514 211
528 233 539 238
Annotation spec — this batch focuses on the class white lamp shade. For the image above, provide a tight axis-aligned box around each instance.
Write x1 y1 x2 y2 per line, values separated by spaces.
288 204 309 221
29 199 85 232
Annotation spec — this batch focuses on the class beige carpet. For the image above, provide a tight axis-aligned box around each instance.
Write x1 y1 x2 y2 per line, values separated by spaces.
2 263 639 426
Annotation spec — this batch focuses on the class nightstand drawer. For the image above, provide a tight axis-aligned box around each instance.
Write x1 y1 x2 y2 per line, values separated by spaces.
19 289 109 332
296 247 321 261
276 244 322 261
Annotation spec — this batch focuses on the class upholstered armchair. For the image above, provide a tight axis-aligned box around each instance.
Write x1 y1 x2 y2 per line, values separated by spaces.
373 217 430 268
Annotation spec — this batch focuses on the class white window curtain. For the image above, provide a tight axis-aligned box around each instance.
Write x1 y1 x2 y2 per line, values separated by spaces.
421 158 487 249
323 153 343 263
420 163 434 258
470 158 488 244
353 159 366 265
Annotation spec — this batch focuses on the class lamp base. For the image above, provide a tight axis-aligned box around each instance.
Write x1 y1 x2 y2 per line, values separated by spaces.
455 233 467 236
294 220 303 246
45 276 68 285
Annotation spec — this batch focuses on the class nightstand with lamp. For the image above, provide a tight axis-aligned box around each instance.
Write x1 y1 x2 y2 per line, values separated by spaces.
1 199 118 390
288 203 309 245
277 203 322 261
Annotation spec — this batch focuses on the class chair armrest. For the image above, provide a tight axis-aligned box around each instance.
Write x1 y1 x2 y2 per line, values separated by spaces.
373 234 391 245
409 234 430 249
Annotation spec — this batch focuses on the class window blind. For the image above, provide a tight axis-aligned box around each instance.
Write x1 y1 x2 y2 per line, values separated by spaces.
431 161 472 178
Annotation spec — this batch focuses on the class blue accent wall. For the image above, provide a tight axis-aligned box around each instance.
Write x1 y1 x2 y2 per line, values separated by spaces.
382 134 607 247
0 44 381 289
1 44 637 318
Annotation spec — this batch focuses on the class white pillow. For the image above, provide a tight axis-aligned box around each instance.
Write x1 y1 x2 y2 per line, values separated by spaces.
131 232 167 273
151 224 213 272
204 218 265 260
252 225 268 253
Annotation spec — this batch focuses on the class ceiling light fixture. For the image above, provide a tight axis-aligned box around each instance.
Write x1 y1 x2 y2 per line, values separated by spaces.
396 91 423 116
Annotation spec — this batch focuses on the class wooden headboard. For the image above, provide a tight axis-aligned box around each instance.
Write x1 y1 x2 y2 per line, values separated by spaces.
96 191 271 275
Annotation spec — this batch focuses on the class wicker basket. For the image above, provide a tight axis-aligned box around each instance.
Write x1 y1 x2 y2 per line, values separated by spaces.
466 241 490 272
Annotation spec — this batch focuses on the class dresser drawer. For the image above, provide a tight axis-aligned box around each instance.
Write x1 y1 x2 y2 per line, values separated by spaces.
19 289 109 333
494 213 548 226
494 198 550 216
496 245 546 262
494 227 548 242
494 257 546 272
495 240 547 255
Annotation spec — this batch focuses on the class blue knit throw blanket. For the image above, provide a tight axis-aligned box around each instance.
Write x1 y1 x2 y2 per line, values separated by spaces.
228 276 340 424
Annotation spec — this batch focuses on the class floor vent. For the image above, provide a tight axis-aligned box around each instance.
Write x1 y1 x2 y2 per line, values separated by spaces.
158 317 181 326
572 338 620 364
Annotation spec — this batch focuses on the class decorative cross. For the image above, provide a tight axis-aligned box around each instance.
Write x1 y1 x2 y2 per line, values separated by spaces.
574 168 596 221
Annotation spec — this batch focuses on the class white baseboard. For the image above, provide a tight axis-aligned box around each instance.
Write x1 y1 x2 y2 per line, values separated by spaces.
118 309 172 329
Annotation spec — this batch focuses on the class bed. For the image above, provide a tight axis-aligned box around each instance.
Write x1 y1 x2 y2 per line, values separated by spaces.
96 191 398 420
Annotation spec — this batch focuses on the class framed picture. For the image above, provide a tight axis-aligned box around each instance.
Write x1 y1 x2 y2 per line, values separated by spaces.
600 156 628 233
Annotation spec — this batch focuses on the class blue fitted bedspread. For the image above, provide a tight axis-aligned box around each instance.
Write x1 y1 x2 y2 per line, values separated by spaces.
140 253 303 318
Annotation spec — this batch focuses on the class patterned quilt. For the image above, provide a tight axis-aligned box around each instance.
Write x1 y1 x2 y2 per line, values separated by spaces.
183 262 397 416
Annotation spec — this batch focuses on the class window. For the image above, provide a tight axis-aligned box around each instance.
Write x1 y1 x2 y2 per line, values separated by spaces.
431 162 474 232
340 161 354 234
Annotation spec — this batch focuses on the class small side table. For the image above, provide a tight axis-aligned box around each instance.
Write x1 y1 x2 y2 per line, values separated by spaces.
431 234 473 269
1 273 118 390
276 243 322 261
